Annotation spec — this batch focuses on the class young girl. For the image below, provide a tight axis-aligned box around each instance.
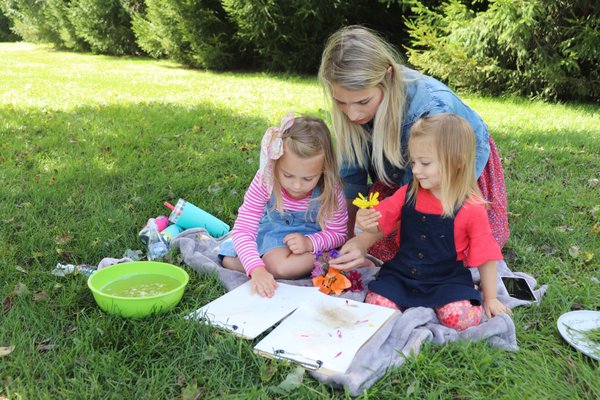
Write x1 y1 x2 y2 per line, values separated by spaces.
330 113 510 331
318 25 509 263
219 113 348 298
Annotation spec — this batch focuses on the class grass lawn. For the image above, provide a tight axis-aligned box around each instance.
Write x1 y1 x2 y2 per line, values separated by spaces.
1 42 599 399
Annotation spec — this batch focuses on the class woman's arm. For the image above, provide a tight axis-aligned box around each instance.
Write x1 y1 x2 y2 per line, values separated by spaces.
329 230 383 272
345 199 358 239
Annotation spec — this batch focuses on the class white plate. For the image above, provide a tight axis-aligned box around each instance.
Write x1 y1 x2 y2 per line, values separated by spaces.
557 310 600 360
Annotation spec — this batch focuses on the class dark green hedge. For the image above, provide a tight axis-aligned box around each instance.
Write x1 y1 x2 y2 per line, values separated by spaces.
404 0 599 101
1 0 598 101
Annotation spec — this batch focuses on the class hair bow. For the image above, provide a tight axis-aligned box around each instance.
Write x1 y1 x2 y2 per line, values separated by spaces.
259 112 295 196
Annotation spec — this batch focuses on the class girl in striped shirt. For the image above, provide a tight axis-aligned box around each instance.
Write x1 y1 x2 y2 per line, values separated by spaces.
219 113 348 297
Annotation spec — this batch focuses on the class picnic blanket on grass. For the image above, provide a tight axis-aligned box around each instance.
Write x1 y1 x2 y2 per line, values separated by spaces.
172 228 547 396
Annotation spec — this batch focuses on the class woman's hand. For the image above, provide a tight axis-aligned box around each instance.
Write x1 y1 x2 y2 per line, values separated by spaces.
250 267 278 298
483 297 512 319
356 208 381 233
329 232 381 272
283 233 312 254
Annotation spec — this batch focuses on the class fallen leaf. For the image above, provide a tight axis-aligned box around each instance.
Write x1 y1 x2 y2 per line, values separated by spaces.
0 346 15 358
55 233 71 245
540 245 557 255
557 225 574 232
15 266 28 273
568 246 580 258
10 283 29 297
406 381 416 396
63 325 77 337
176 374 186 386
259 362 276 383
181 380 203 400
277 366 305 392
33 291 48 301
37 343 56 352
37 339 56 352
2 297 14 314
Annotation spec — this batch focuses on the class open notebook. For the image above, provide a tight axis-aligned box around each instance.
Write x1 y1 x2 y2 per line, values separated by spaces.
187 281 398 375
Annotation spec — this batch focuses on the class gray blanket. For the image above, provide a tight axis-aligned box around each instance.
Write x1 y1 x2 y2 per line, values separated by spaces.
172 228 547 396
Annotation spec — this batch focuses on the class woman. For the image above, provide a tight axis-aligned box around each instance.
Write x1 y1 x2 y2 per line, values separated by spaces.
318 25 508 262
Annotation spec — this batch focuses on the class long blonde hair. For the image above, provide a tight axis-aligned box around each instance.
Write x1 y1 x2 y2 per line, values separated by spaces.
318 25 407 186
408 113 483 217
272 116 342 229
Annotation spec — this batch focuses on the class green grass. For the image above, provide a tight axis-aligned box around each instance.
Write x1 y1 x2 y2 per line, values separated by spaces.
1 42 599 399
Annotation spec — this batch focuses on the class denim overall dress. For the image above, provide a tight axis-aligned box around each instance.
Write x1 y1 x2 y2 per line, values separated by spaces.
219 187 321 258
368 189 481 308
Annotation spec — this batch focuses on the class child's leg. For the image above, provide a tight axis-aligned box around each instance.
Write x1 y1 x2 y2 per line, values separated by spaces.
435 300 482 331
364 291 401 310
262 247 314 279
221 256 245 273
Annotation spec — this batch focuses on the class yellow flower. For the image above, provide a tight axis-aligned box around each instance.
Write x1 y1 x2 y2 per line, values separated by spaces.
352 192 380 209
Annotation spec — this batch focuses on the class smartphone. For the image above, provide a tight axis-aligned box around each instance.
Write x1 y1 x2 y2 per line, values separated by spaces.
501 277 537 301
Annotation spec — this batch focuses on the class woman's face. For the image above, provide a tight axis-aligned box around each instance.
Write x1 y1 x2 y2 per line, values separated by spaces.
331 85 384 125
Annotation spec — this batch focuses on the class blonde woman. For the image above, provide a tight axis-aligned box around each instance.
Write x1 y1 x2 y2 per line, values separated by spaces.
331 114 510 331
319 25 508 262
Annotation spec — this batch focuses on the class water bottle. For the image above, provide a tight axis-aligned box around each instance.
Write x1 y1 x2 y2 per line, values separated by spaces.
147 218 168 260
139 215 169 245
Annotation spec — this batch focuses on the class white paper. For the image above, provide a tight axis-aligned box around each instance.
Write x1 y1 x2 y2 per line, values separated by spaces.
187 281 320 339
254 292 397 375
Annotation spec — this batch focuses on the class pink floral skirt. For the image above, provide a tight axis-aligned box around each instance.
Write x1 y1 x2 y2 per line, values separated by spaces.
368 136 509 262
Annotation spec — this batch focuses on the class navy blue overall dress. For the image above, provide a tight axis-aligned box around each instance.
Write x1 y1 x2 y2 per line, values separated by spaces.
368 189 481 308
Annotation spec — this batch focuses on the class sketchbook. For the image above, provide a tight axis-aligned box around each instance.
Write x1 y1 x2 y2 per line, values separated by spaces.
254 293 398 375
186 281 320 339
188 281 398 375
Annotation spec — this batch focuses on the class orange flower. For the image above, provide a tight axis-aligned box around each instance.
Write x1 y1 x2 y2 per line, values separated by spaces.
312 267 351 296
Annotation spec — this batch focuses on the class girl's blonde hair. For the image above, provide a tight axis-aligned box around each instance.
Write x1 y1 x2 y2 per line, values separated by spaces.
318 25 407 186
408 113 484 217
272 116 342 229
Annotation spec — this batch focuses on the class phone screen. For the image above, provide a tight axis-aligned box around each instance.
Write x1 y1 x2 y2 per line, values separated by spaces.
502 277 537 301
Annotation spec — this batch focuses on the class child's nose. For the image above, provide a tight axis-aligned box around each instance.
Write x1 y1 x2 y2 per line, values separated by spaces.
293 180 303 190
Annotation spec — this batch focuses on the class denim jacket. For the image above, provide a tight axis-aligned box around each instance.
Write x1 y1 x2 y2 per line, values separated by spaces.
340 67 490 199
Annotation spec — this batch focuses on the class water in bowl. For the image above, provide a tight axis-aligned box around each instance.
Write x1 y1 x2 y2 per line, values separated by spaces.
101 274 181 297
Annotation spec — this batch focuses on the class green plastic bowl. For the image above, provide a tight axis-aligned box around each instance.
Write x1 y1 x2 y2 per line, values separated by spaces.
87 261 189 318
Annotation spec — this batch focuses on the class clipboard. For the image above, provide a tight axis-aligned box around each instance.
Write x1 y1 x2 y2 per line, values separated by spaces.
186 281 320 339
253 292 398 375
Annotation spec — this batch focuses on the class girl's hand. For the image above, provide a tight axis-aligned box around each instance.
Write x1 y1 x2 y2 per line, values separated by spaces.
478 261 511 318
356 208 381 233
250 267 278 298
283 233 312 254
483 297 512 319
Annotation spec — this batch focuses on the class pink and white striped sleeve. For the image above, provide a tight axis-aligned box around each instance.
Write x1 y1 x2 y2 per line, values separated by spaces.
231 172 269 276
306 187 348 253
